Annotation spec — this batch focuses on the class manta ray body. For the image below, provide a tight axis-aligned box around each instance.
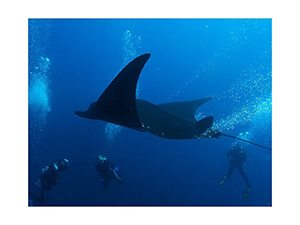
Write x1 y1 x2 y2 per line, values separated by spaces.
75 54 217 139
75 54 272 150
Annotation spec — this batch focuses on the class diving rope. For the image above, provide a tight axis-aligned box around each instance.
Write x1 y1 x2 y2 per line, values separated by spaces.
221 133 272 150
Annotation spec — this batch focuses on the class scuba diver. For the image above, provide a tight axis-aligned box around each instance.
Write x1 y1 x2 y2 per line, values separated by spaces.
96 155 123 188
218 143 252 201
29 158 69 204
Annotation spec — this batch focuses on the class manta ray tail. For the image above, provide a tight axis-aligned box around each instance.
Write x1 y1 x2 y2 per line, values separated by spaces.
221 133 272 150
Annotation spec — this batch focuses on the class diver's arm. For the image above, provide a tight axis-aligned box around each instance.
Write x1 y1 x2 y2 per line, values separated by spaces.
107 161 115 169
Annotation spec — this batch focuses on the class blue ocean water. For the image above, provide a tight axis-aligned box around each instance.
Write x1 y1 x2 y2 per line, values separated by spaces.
28 19 271 206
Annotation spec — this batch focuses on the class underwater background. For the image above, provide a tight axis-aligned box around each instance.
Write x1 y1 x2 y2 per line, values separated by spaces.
28 19 271 206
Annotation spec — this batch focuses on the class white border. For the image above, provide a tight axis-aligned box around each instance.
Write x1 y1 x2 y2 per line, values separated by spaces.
1 0 299 224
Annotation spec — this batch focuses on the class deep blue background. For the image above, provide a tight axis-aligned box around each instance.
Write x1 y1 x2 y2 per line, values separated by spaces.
29 19 271 206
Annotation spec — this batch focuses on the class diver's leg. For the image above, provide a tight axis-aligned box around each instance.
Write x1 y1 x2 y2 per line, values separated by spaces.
238 166 251 188
238 166 251 201
226 164 236 179
40 186 45 203
219 164 235 185
29 189 45 204
29 191 41 204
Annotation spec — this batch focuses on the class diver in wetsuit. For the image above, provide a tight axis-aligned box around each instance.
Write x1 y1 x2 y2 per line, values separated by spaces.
29 159 69 204
218 143 252 201
96 155 123 188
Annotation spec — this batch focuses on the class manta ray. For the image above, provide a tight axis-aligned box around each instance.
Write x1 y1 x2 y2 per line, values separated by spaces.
75 54 218 139
75 54 271 149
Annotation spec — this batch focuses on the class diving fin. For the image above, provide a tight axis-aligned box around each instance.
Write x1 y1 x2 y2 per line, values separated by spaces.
218 176 227 186
243 188 250 201
112 168 123 184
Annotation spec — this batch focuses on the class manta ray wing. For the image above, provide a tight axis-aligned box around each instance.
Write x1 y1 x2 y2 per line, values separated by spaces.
136 99 214 139
157 97 214 122
75 53 151 130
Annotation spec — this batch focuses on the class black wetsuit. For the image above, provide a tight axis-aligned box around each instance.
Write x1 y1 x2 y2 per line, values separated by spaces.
96 160 123 188
226 147 251 189
40 164 59 190
30 160 67 204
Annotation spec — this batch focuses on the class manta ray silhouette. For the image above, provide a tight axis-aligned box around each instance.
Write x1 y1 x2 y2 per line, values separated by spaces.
75 54 271 150
75 54 217 139
75 54 272 150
